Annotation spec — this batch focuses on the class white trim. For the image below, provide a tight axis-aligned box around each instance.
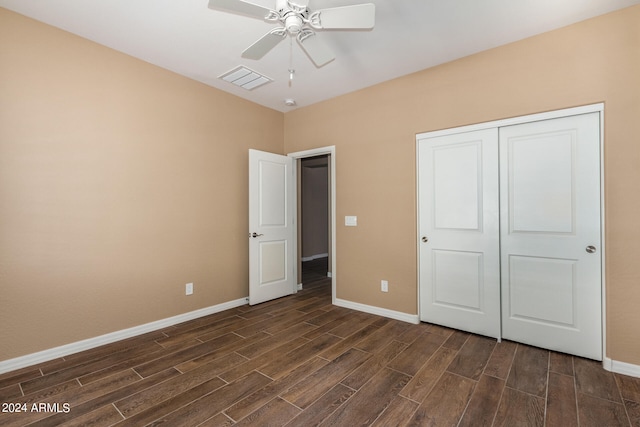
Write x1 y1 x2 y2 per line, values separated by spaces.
599 108 607 366
301 253 328 262
603 357 640 378
0 297 248 375
288 146 335 158
335 298 420 325
288 146 337 305
416 104 605 140
416 138 422 327
297 283 303 290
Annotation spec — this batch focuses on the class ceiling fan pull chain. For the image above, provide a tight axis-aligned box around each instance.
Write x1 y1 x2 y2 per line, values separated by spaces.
288 37 295 87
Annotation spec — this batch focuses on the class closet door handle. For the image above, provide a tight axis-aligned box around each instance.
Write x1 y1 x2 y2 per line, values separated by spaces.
586 245 596 253
421 236 429 243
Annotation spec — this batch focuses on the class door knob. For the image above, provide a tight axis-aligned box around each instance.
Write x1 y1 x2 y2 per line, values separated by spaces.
586 245 596 253
421 236 429 243
250 232 264 238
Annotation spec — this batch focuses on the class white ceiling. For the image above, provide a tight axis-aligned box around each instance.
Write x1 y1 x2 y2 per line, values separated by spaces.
2 0 639 112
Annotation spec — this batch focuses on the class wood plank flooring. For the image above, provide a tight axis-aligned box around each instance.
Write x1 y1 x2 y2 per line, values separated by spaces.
1 266 639 426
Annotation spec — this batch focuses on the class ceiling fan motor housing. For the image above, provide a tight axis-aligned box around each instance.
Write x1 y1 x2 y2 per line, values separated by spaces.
285 14 303 34
276 0 310 35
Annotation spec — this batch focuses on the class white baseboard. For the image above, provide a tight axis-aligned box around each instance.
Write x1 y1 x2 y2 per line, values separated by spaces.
0 297 248 375
297 283 303 290
301 253 328 262
603 357 640 378
334 298 419 325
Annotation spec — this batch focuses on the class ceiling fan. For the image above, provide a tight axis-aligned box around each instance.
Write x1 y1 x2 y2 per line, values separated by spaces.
208 0 375 67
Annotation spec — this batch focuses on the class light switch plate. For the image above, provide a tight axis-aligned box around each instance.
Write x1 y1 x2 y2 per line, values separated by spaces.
345 216 357 226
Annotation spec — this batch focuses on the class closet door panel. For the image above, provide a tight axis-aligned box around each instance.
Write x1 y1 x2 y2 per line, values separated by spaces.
418 129 500 339
432 143 481 230
500 112 602 360
507 255 576 327
508 132 575 233
432 250 483 311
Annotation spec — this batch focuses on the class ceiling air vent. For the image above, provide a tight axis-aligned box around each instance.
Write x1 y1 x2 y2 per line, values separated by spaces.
219 66 272 90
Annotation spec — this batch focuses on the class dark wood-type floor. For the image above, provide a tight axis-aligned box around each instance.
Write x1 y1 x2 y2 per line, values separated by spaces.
1 260 639 426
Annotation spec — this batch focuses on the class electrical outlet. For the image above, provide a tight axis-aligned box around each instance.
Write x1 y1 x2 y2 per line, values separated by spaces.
185 282 193 295
381 280 388 293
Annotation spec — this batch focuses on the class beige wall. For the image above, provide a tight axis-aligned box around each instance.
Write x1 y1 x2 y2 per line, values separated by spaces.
0 9 284 361
284 6 640 365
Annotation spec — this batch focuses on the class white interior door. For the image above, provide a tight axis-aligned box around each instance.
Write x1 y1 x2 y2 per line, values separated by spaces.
249 149 295 305
418 129 501 339
500 113 602 360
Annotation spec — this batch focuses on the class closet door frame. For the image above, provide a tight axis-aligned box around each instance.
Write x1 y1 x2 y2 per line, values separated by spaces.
416 103 606 360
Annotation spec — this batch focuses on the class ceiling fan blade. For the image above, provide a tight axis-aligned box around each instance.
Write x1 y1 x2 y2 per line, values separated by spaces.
208 0 273 20
289 0 309 8
297 31 335 67
242 28 287 60
312 3 375 29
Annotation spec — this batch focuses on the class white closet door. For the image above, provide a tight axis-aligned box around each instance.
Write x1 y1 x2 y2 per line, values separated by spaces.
418 129 501 339
499 113 602 360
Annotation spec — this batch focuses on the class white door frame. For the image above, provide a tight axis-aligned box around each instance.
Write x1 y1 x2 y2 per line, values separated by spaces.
288 146 337 303
416 103 606 363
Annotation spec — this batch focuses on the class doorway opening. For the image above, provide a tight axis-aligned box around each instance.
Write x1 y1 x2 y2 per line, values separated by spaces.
288 146 336 303
300 155 330 289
